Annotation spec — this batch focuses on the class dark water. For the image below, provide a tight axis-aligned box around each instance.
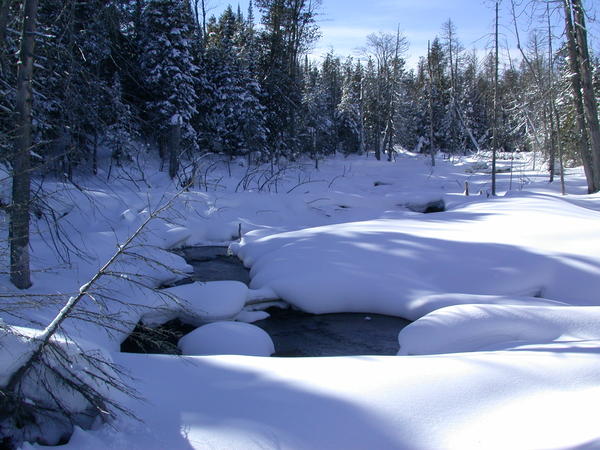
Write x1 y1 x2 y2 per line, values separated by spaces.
254 307 409 356
139 246 411 357
168 246 251 285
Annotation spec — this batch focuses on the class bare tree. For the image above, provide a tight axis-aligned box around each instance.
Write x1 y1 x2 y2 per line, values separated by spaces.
492 0 500 196
365 30 408 161
427 40 436 166
546 3 566 194
442 19 481 153
1 187 191 447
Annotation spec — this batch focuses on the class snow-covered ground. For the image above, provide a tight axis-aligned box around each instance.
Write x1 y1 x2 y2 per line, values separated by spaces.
4 150 600 449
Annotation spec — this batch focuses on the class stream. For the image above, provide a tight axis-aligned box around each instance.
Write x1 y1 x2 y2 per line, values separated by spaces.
178 245 410 357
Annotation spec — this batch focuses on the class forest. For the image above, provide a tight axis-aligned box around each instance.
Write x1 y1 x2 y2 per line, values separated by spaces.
1 0 599 181
2 0 600 449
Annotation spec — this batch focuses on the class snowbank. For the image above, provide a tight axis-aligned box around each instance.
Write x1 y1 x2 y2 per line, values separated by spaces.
178 322 274 356
232 195 600 320
398 304 600 355
53 351 600 450
5 152 600 449
146 281 248 325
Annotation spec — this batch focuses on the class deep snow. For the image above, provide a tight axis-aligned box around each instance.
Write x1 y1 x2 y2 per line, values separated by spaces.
3 150 600 449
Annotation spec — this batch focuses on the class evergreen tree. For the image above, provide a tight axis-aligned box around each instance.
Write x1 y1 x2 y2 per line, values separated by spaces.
199 6 267 162
255 0 320 162
33 0 116 176
139 0 200 177
336 59 363 155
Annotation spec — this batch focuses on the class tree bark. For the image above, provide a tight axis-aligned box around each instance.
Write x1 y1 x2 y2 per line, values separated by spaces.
427 40 435 166
168 122 181 179
570 0 600 193
10 0 38 289
563 0 594 191
491 1 499 196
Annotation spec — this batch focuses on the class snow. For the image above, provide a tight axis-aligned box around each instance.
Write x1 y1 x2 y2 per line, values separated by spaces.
234 309 271 323
178 322 275 356
232 193 600 319
5 151 600 449
54 352 600 450
145 281 248 325
398 304 600 355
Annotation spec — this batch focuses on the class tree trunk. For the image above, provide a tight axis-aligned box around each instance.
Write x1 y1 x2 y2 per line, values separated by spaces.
168 122 181 179
491 1 499 196
547 5 565 194
10 0 38 289
427 40 435 166
563 0 594 192
570 0 600 193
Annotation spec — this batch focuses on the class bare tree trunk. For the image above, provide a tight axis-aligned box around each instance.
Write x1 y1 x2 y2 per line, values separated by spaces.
544 104 556 183
547 5 565 194
10 0 38 289
491 1 499 196
374 64 382 161
168 122 181 179
571 0 600 192
563 0 595 192
427 40 435 166
359 75 365 154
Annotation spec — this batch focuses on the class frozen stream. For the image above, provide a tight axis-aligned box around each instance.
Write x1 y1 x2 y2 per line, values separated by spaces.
179 246 410 356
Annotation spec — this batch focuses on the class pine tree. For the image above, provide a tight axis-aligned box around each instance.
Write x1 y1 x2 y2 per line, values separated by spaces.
199 6 267 162
33 0 115 177
105 74 139 175
139 0 200 178
336 59 363 155
256 0 320 162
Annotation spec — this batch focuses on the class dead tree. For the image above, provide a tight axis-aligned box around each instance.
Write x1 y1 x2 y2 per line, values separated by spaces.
1 188 190 447
427 40 435 167
491 0 499 196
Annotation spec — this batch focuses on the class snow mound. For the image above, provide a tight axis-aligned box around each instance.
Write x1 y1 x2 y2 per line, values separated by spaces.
398 304 600 355
407 293 569 319
178 322 274 356
233 195 600 319
234 309 270 323
143 281 248 324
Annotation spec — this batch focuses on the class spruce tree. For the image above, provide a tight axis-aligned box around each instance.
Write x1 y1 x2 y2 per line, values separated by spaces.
139 0 200 177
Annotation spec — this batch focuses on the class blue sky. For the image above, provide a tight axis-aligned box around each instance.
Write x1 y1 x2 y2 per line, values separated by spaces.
313 0 496 67
212 0 600 69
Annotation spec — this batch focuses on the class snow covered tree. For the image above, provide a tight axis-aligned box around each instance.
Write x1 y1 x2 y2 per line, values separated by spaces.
255 0 321 161
199 6 267 162
105 74 139 175
299 59 336 165
139 0 200 178
335 59 364 155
